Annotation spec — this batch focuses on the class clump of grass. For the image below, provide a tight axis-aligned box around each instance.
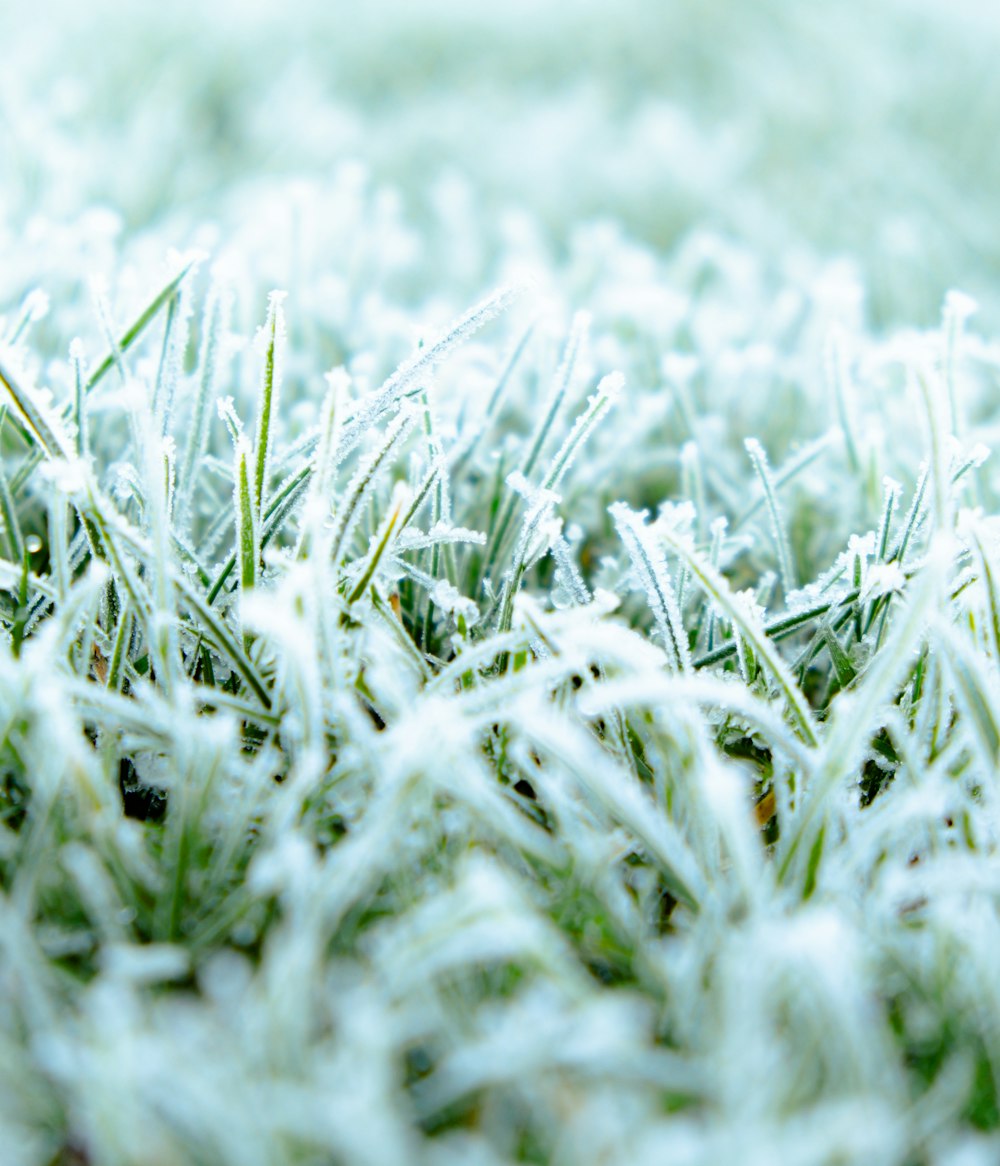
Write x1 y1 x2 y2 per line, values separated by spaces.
0 247 998 1165
2 4 1000 1163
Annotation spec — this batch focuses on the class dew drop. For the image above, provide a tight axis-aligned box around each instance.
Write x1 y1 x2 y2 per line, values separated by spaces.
25 535 42 554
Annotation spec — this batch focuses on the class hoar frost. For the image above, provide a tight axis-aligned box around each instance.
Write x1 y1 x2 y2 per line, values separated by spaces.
1 3 1000 1163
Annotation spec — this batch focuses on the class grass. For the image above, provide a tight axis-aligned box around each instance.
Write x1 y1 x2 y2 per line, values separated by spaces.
1 2 1000 1163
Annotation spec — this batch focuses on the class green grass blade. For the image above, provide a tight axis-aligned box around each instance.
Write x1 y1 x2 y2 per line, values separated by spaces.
657 520 818 744
253 291 287 517
85 256 200 394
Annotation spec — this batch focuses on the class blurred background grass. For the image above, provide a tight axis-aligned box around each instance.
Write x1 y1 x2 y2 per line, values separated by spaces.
1 0 998 325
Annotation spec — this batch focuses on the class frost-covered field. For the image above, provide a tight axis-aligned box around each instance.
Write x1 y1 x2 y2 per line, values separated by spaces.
2 2 1000 1163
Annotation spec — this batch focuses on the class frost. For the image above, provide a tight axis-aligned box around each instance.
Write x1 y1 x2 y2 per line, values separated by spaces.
431 579 479 627
0 4 998 1162
944 289 979 323
862 561 906 602
38 456 89 496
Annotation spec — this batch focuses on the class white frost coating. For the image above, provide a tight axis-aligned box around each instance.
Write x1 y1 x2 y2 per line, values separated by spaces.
861 561 906 602
0 7 998 1161
611 501 691 672
431 579 480 626
944 289 979 322
395 522 486 551
38 455 90 495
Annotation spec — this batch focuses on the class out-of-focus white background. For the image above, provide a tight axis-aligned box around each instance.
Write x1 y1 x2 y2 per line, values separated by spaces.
2 0 998 324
